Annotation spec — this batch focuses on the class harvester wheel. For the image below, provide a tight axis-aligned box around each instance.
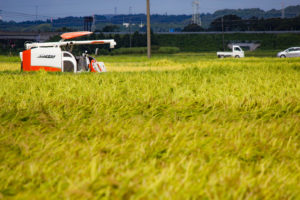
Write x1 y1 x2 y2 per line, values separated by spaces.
21 62 23 72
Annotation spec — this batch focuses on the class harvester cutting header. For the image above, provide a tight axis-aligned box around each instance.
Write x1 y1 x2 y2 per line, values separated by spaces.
20 31 116 73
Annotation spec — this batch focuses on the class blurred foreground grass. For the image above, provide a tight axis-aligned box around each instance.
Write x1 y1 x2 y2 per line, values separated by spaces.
0 53 300 199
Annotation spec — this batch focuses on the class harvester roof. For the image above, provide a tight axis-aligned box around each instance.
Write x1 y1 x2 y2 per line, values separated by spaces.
60 31 92 40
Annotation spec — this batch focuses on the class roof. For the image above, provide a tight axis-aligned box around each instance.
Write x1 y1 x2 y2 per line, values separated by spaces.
60 31 92 40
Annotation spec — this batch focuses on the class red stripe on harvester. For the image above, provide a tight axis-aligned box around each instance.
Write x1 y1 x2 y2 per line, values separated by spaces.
91 41 105 44
22 50 31 71
29 66 61 72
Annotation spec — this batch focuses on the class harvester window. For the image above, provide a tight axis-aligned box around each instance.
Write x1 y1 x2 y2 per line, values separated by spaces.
63 53 72 57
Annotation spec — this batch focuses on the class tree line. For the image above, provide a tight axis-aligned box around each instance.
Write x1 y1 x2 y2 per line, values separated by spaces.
0 5 299 32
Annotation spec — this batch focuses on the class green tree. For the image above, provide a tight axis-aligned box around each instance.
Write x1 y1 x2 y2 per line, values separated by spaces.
182 24 205 32
102 25 120 32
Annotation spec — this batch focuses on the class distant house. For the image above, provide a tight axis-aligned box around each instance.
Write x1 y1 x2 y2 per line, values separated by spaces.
123 23 130 28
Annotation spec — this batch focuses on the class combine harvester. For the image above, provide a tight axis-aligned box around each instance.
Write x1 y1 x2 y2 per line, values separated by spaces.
20 31 116 73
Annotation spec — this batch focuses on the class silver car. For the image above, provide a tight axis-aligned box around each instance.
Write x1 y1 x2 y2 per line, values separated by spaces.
277 47 300 58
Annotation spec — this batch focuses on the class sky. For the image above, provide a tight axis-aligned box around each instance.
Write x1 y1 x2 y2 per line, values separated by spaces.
0 0 299 21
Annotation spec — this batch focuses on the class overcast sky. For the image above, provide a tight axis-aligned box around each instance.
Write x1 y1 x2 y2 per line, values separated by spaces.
0 0 299 21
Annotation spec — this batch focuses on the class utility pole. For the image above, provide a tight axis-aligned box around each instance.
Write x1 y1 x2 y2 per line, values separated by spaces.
51 18 53 31
147 0 151 58
129 7 132 48
129 18 132 48
222 17 225 51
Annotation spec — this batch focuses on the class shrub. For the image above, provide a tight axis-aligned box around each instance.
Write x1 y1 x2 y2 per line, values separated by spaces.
113 47 147 55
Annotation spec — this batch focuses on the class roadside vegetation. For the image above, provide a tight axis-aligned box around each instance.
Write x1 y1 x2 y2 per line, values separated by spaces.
2 32 300 56
0 53 299 199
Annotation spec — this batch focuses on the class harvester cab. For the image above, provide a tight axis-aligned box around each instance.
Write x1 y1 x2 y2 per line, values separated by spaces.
20 31 116 73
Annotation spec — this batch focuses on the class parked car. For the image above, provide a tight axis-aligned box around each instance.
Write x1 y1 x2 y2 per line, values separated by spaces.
217 45 245 58
277 47 300 58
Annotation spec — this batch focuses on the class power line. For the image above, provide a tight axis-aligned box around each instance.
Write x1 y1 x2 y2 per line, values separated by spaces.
1 10 52 19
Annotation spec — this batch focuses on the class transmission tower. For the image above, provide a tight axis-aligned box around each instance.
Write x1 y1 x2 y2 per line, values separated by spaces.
84 16 93 31
114 7 118 16
281 1 285 19
35 6 38 21
192 0 201 26
92 14 96 32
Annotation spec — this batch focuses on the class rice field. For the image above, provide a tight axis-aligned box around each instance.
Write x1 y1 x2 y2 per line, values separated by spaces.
0 53 300 199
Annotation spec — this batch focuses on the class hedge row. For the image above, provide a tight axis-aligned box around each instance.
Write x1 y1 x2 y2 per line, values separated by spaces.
97 47 180 55
1 32 300 55
155 33 300 51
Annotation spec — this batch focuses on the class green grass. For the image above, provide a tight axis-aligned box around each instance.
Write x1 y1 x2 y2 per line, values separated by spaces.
0 53 300 199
